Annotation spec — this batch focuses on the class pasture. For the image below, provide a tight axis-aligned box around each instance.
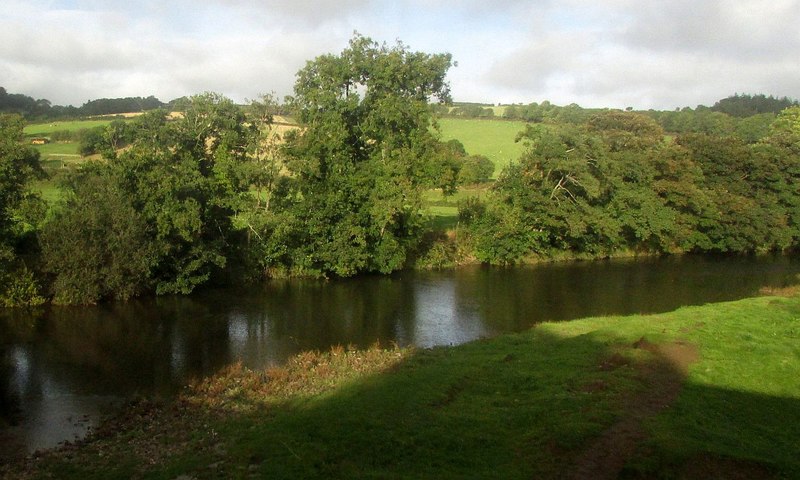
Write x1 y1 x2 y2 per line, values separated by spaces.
23 119 112 136
436 117 528 177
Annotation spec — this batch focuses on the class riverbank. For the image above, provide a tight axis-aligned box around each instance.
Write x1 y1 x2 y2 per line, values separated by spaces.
3 290 799 479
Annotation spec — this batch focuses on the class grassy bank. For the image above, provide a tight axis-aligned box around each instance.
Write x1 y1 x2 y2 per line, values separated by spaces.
4 292 798 479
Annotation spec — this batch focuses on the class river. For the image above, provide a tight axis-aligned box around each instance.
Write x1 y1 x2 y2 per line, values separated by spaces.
1 254 799 455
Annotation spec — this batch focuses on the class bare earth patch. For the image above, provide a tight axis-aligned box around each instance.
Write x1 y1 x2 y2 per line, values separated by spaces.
568 338 699 480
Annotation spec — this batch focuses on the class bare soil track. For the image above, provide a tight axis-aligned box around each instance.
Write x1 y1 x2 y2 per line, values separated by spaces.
568 338 698 479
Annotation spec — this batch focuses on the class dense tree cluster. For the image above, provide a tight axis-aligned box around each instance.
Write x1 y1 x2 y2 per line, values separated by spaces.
462 109 800 264
0 87 180 120
711 93 798 118
78 96 166 116
245 35 453 278
40 95 255 304
0 114 45 306
1 39 798 306
0 36 457 304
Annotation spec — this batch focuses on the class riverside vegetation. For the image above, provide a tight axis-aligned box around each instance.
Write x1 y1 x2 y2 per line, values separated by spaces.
2 34 800 478
2 34 799 305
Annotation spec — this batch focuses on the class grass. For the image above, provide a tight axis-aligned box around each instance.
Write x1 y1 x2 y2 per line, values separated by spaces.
31 180 65 205
422 186 489 230
23 119 113 136
32 141 81 157
436 117 528 177
5 292 799 479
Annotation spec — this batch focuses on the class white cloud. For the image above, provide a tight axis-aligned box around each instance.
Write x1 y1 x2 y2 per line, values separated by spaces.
1 0 798 109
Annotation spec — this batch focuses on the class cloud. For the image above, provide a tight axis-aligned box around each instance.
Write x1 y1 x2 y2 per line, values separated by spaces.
1 0 798 109
478 0 800 108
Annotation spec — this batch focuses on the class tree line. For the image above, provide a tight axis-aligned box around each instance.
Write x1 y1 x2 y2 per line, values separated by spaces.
460 108 800 264
0 87 181 120
1 36 798 306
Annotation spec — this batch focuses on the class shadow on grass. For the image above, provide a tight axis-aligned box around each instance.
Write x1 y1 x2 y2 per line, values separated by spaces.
3 313 799 479
199 330 800 479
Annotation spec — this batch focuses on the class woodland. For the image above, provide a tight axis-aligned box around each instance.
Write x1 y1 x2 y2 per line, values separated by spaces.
1 35 799 306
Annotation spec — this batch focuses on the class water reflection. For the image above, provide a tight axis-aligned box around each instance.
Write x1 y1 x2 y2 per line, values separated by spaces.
1 255 798 454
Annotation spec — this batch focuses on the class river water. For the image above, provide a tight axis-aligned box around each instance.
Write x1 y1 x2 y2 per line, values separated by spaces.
1 255 799 455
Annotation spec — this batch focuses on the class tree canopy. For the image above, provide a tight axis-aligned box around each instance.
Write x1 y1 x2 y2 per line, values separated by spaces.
250 34 454 277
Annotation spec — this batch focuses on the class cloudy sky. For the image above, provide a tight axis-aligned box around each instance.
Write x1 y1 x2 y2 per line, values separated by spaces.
2 0 798 110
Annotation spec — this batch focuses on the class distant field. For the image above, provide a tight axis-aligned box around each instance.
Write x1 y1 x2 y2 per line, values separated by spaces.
23 119 113 136
423 185 489 229
436 117 528 177
33 142 80 156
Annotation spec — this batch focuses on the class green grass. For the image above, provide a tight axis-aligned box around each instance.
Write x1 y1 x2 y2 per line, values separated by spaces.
7 293 799 479
31 181 65 205
422 186 489 230
436 117 528 177
23 119 113 136
32 142 81 157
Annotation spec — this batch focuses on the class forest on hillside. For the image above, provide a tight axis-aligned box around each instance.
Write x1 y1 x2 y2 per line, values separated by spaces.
1 36 799 306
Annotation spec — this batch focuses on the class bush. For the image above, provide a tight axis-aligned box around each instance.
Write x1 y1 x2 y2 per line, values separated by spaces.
40 173 156 304
458 154 494 185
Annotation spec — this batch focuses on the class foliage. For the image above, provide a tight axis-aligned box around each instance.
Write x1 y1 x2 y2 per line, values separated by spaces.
711 93 798 117
79 95 164 116
39 94 255 303
0 114 43 247
251 34 454 277
457 154 494 185
0 114 46 306
0 264 45 307
464 108 800 264
1 86 167 120
40 168 157 304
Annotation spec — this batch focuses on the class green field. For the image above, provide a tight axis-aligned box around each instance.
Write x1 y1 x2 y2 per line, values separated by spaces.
32 142 81 158
6 292 799 478
23 119 112 136
423 186 488 229
436 117 528 177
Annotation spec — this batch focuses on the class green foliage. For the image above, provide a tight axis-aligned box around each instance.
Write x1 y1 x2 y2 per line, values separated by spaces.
458 154 494 185
465 108 800 264
0 263 45 307
711 93 798 117
450 104 495 118
252 34 453 277
40 94 255 303
40 169 157 304
0 114 44 306
0 114 43 246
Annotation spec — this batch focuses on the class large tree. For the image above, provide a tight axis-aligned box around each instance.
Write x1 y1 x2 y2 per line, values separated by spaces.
257 34 453 277
42 94 255 303
0 114 44 305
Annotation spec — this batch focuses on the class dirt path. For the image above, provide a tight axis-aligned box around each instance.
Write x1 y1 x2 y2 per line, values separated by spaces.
568 338 698 480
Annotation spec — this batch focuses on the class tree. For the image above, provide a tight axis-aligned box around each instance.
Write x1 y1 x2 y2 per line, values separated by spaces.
0 114 45 305
41 94 255 302
40 168 156 304
458 154 494 185
256 34 453 277
711 93 798 118
0 115 41 249
245 93 285 212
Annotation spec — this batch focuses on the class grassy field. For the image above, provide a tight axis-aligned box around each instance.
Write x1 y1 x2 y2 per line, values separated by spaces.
23 119 113 136
422 186 489 230
436 117 528 177
5 291 799 479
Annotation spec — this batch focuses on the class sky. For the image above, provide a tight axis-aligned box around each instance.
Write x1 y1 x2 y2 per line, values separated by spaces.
2 0 799 110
